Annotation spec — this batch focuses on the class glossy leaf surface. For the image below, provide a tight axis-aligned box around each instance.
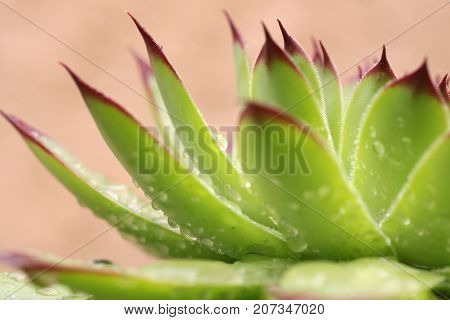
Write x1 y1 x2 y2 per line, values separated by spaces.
1 111 227 261
131 15 274 228
340 48 396 175
65 69 293 260
252 27 329 141
353 64 448 221
5 254 282 300
276 258 444 299
382 133 450 267
239 102 391 260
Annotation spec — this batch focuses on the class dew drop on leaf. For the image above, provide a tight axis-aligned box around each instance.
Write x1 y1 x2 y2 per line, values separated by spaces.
7 273 26 283
287 236 308 253
151 200 160 210
372 140 385 157
167 218 178 228
36 287 59 296
214 133 228 152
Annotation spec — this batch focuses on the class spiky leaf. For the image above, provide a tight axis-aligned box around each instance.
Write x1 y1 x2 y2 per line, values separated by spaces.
382 132 450 267
251 26 329 141
64 68 293 259
130 14 274 228
340 47 396 175
4 253 285 299
1 111 226 260
239 102 391 260
353 64 449 221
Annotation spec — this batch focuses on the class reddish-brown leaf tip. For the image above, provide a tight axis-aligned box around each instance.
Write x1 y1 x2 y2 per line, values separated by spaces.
240 101 326 148
0 252 48 271
259 23 299 73
310 37 322 65
277 19 309 60
438 74 449 104
319 41 338 75
61 63 136 119
223 10 245 49
0 111 55 157
0 252 118 277
365 45 396 79
128 12 179 79
390 60 442 101
357 65 364 80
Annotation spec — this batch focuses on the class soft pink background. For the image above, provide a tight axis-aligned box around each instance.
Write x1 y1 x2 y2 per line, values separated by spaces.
0 0 448 269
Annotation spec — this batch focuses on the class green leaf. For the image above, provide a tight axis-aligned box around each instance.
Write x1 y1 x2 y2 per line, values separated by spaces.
64 67 293 260
382 133 450 268
132 50 181 155
224 11 251 105
275 258 444 299
251 26 330 142
277 20 323 105
130 14 274 229
340 47 396 175
353 63 449 221
4 253 281 299
315 41 344 151
0 271 88 300
239 102 391 260
1 111 227 261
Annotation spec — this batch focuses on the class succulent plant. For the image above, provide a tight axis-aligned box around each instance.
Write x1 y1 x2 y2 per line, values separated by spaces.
1 12 449 300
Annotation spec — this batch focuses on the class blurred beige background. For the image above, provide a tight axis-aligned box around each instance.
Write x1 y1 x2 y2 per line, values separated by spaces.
0 0 448 269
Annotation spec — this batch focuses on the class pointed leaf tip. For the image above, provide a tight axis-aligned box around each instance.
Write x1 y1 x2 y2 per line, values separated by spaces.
391 61 442 100
311 37 322 65
0 252 48 271
0 111 55 157
365 45 396 79
438 74 449 103
258 23 298 71
61 63 135 119
318 40 337 74
241 102 311 134
223 10 245 48
128 13 179 78
277 19 308 59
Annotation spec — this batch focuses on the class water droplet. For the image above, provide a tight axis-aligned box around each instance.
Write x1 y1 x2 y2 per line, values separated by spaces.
402 137 412 145
7 273 26 283
288 202 300 211
373 140 385 157
244 181 251 189
167 218 178 228
287 236 308 253
36 287 59 296
369 126 377 138
200 238 214 248
158 192 168 202
225 184 241 202
196 226 204 234
318 185 330 198
402 218 411 226
151 200 160 210
215 133 228 152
